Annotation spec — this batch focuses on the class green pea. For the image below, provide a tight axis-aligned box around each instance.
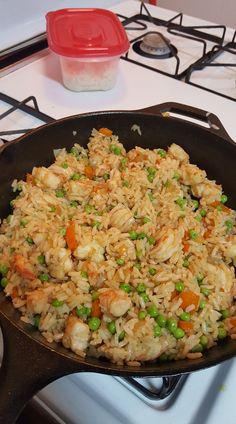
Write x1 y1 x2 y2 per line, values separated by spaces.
110 145 122 155
137 232 147 240
218 327 227 339
175 280 184 292
221 194 228 204
80 271 88 279
148 267 156 276
134 262 141 270
175 197 186 209
191 344 203 353
85 204 95 214
116 258 125 266
143 217 151 224
76 306 90 317
51 299 64 307
192 200 199 210
1 277 8 288
25 237 34 245
220 309 230 320
199 209 207 217
88 317 101 331
195 215 202 222
70 200 78 207
37 255 45 265
138 310 147 320
179 311 190 321
91 220 101 229
173 171 180 181
71 173 81 181
183 258 190 268
129 230 138 240
33 314 40 328
103 173 110 181
147 236 156 246
199 300 206 309
225 220 234 231
55 189 65 198
61 162 68 169
153 324 162 337
122 180 129 187
91 291 98 301
20 219 28 227
136 283 146 293
140 292 149 303
49 206 56 212
147 305 158 318
156 314 167 328
148 192 155 202
70 146 80 158
200 335 208 347
157 149 166 158
107 321 116 335
167 319 177 334
189 229 198 240
172 328 185 339
0 264 9 275
136 249 142 260
118 330 125 341
147 174 154 183
197 273 204 284
201 287 210 297
120 283 132 293
39 273 49 282
59 228 66 236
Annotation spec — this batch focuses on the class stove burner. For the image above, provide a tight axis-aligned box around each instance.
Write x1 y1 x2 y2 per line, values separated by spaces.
133 31 177 59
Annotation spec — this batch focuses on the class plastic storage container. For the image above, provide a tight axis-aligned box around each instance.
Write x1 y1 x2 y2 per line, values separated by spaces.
46 8 130 92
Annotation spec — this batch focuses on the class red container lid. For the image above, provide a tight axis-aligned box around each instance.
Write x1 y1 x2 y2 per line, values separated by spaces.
46 8 130 58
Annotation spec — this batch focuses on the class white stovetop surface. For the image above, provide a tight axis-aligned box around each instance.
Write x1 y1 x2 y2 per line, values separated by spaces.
0 1 236 423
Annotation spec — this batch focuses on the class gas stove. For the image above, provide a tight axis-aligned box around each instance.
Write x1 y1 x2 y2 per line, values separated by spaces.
1 1 236 423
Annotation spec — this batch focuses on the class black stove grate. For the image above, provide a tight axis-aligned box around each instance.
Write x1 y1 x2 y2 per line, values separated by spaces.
120 1 226 79
121 373 188 403
186 30 236 102
0 92 54 140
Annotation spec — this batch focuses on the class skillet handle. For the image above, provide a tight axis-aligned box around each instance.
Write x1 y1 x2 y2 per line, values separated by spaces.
140 102 233 143
0 312 87 424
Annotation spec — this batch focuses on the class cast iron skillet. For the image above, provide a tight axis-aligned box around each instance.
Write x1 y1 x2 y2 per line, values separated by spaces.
0 102 236 423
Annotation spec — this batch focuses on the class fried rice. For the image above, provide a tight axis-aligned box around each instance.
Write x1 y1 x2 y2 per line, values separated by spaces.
0 127 236 365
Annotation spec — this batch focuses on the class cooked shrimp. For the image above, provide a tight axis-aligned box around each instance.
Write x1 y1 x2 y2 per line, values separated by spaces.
74 239 105 263
180 164 206 186
62 315 90 355
49 164 74 181
168 143 189 163
26 289 48 314
32 167 61 189
225 236 236 266
48 248 73 279
109 205 135 232
13 254 35 280
191 180 222 203
112 239 136 261
149 227 184 263
98 288 132 317
205 262 233 292
66 180 93 202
